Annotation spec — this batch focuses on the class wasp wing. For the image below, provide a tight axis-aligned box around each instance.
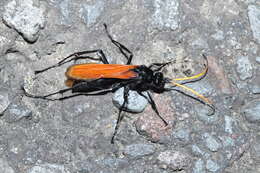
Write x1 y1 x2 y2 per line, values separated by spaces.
65 64 139 88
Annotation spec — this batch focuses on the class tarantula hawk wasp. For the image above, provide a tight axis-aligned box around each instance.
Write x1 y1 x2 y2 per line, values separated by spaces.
23 24 215 143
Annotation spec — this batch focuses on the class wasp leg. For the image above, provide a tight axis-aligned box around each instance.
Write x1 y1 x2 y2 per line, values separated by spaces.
138 91 168 126
35 49 109 74
23 83 123 101
148 62 172 71
23 79 131 101
111 86 130 144
23 87 72 100
103 24 133 65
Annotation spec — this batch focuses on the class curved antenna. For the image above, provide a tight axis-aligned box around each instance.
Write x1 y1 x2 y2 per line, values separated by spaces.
171 81 215 115
165 54 215 115
173 54 208 84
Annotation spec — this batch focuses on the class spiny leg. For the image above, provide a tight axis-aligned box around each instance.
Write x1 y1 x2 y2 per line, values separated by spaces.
103 24 133 65
138 91 168 126
111 86 130 144
35 49 109 74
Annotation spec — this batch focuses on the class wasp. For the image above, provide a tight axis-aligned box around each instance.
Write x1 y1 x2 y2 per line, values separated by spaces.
23 24 215 143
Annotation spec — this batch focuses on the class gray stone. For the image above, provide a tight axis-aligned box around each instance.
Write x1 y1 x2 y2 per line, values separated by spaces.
152 0 179 30
80 1 105 27
248 5 260 44
0 35 13 56
206 159 220 172
193 159 206 173
4 103 32 123
243 99 260 123
236 56 253 80
211 30 225 40
191 145 205 157
0 158 14 173
224 116 234 134
123 144 155 158
256 57 260 64
157 150 190 171
173 128 190 143
2 0 46 42
248 79 260 94
219 136 235 147
191 37 209 49
200 0 240 24
251 135 260 161
195 104 219 124
59 0 70 24
203 133 222 152
0 91 10 114
27 163 68 173
186 80 214 96
101 158 128 169
228 37 242 50
0 139 8 155
113 88 148 113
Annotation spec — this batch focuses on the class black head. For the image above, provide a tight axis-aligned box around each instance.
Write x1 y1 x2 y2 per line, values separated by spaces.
151 72 166 93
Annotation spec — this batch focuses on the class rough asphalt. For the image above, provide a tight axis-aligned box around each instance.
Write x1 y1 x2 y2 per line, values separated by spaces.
0 0 259 172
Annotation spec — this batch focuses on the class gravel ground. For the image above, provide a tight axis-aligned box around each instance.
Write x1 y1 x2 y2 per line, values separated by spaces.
0 0 260 172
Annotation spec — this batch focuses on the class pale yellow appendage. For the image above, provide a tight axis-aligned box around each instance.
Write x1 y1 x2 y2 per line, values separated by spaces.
171 57 214 113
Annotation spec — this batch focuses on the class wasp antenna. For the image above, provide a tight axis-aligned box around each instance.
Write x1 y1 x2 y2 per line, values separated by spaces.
171 81 215 114
173 57 208 82
202 53 207 60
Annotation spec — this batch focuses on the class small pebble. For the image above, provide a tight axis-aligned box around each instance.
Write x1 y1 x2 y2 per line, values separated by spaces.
193 159 206 173
191 37 209 49
236 56 253 80
27 163 66 173
4 103 32 123
134 93 174 143
172 128 190 143
224 116 234 134
123 144 155 158
101 158 128 169
191 145 204 156
206 159 220 172
248 79 260 94
157 150 190 171
80 1 105 27
256 57 260 64
219 136 235 147
2 0 45 42
243 99 260 124
195 104 219 124
152 0 180 30
211 30 225 40
113 88 148 113
0 158 14 173
248 5 260 44
251 135 260 162
203 133 222 152
0 91 10 114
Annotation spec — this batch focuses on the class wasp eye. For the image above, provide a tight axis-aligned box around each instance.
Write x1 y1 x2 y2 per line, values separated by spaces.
154 72 163 84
